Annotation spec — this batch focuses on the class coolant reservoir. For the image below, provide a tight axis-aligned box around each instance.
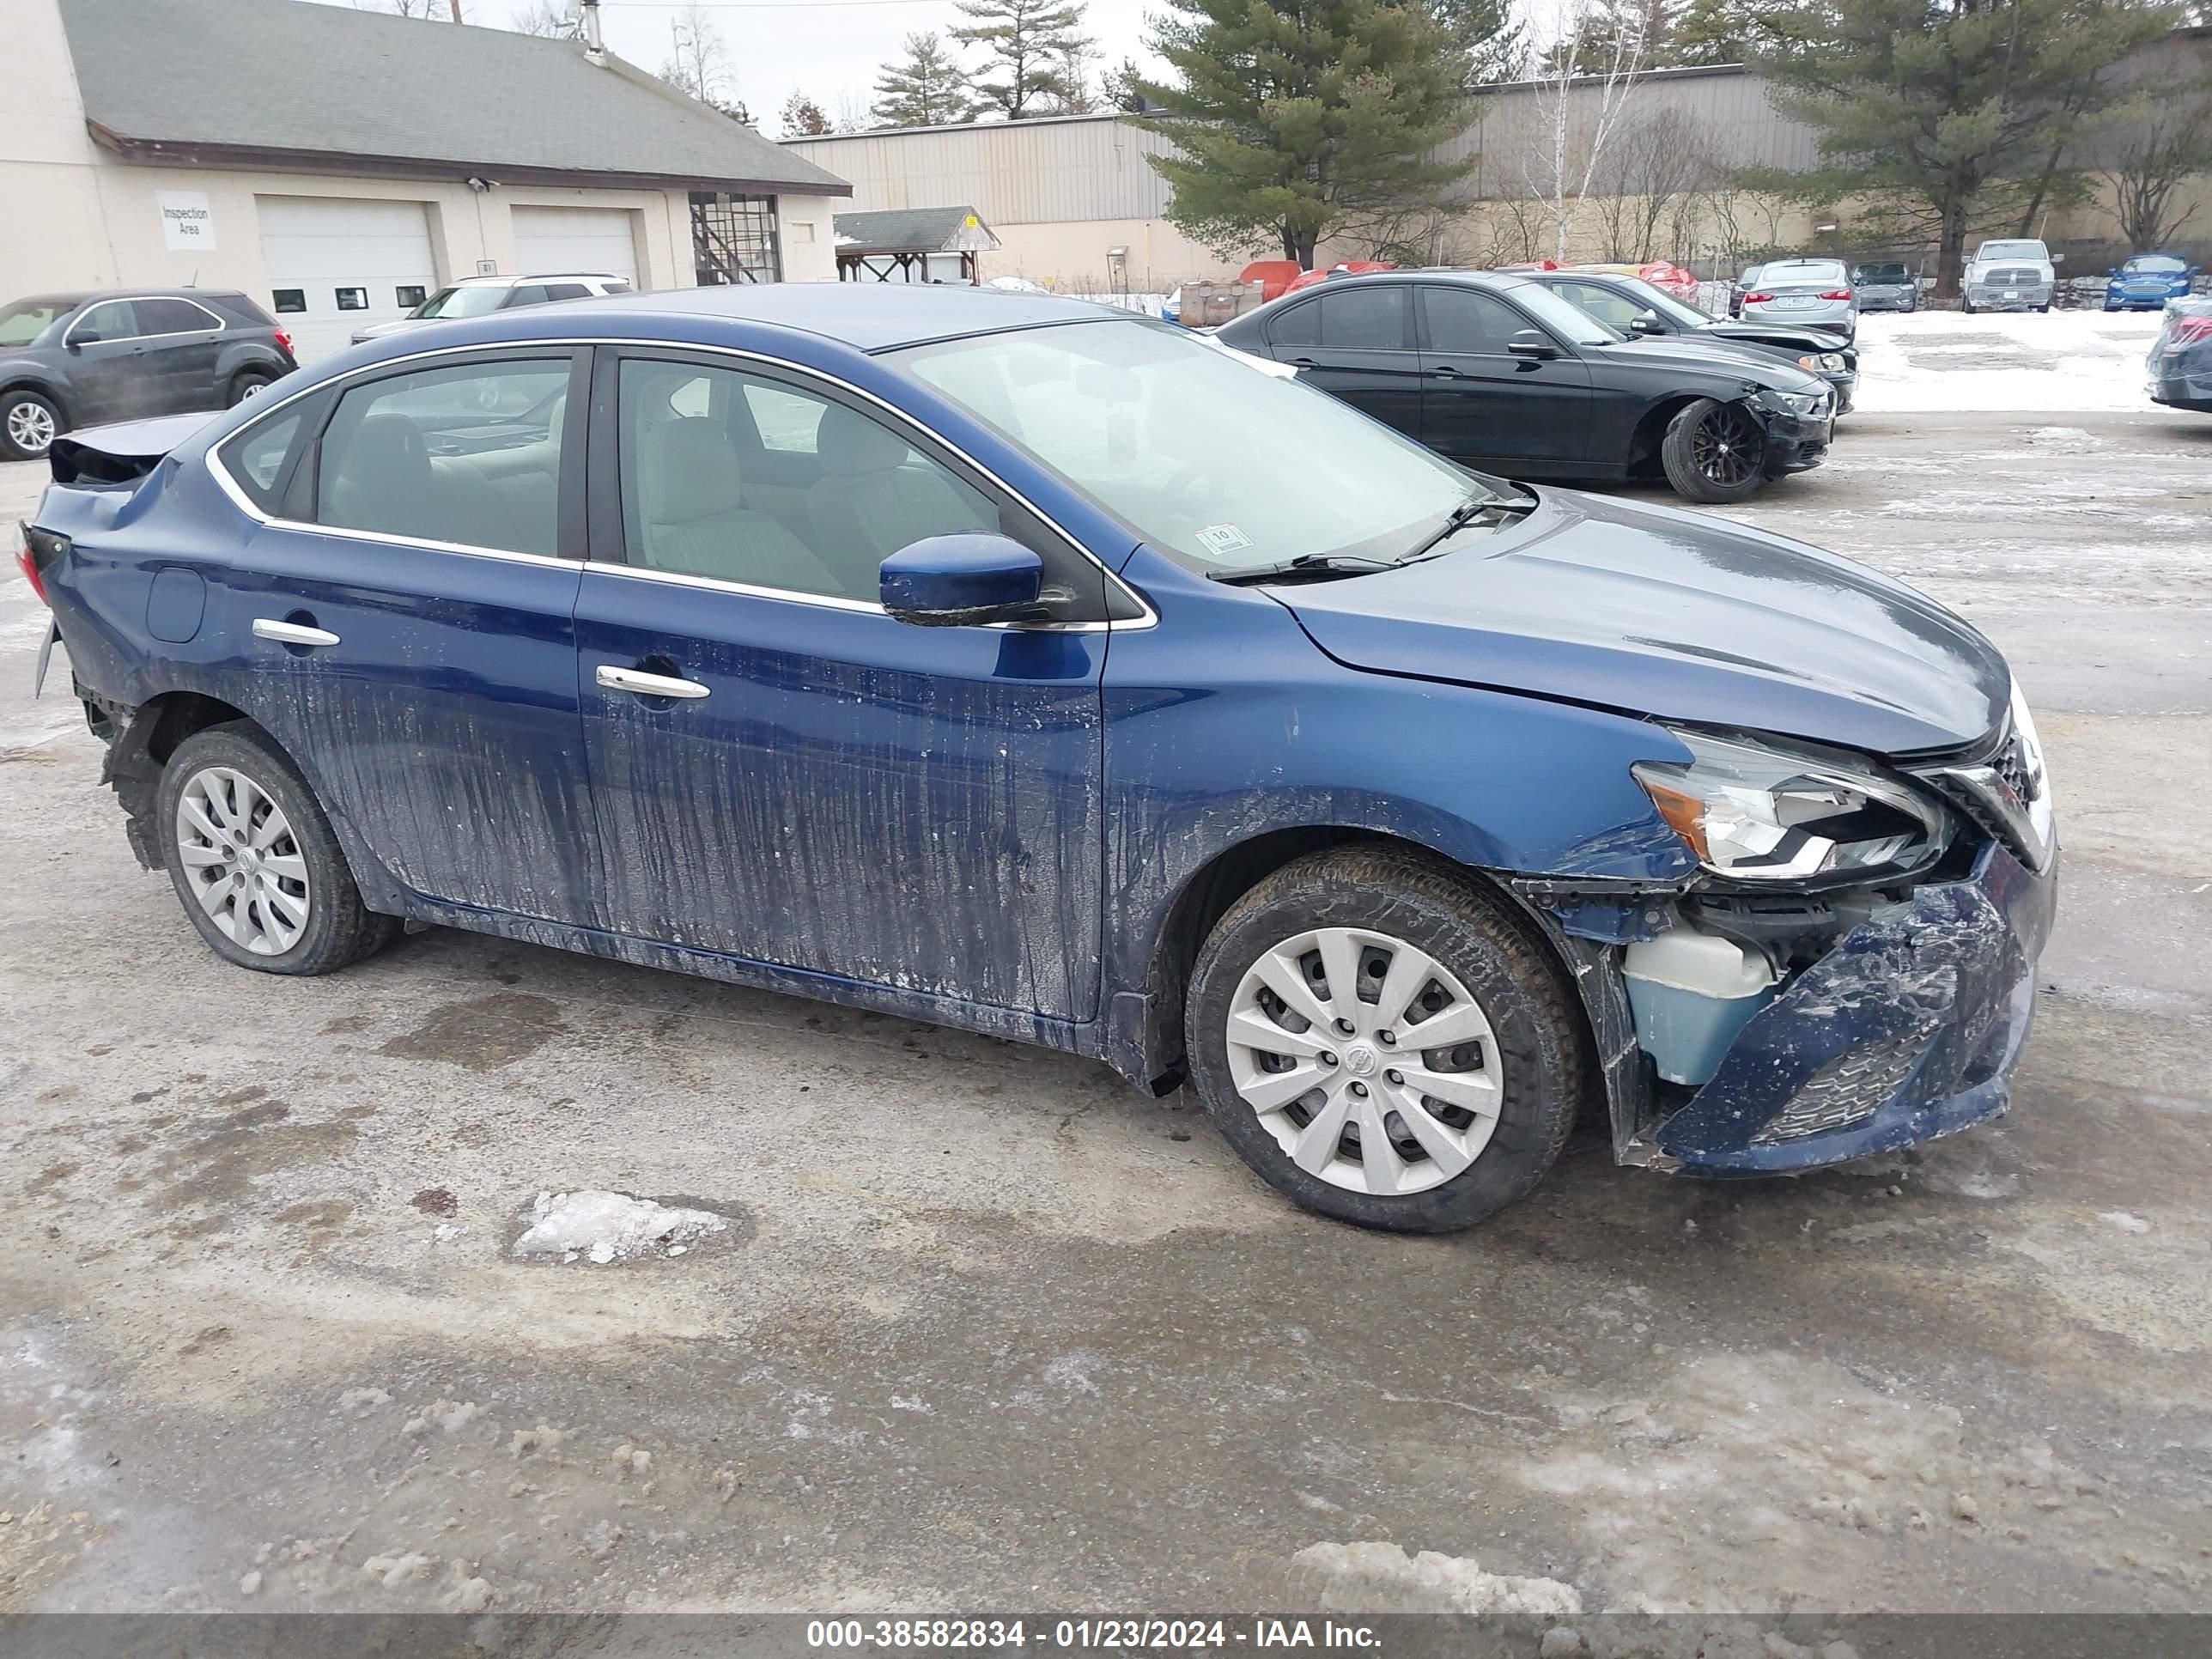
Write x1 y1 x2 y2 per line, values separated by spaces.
1623 928 1779 1086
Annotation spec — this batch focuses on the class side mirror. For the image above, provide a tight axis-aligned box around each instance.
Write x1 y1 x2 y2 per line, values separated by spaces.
881 533 1049 627
2107 268 2118 277
1506 329 1560 361
1629 313 1664 335
2051 252 2064 264
66 329 100 348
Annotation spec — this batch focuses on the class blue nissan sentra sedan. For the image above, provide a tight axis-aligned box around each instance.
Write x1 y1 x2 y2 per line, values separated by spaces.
19 286 2057 1232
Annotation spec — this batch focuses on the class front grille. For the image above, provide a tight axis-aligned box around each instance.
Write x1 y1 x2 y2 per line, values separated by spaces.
1984 269 2044 286
1750 1030 1933 1144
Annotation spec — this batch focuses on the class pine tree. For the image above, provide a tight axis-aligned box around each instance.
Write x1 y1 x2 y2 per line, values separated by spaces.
872 32 977 127
1135 0 1475 267
951 0 1093 119
1753 0 2177 294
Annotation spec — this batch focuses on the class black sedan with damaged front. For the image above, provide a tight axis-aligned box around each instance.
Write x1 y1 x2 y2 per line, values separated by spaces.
1213 269 1834 503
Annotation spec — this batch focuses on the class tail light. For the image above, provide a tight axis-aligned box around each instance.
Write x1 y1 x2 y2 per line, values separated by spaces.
2166 315 2212 350
1818 289 1854 301
17 523 69 606
1742 291 1774 305
273 327 295 356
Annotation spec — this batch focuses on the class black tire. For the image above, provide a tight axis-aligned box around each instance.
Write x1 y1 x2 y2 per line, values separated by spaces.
1660 397 1768 504
156 721 398 975
1960 296 1975 314
227 369 278 407
1184 846 1585 1233
0 387 63 462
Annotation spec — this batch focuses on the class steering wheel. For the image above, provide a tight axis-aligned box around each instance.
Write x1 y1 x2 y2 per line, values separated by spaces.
1164 459 1220 514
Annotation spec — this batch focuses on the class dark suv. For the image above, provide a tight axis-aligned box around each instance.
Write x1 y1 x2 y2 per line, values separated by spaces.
0 289 297 461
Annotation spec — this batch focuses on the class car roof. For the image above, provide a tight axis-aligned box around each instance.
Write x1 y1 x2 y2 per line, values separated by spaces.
575 282 1136 351
12 287 246 307
456 272 623 286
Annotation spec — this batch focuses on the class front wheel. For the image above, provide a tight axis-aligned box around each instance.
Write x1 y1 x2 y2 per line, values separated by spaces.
1185 847 1584 1233
1661 397 1768 503
1 388 62 461
157 721 398 975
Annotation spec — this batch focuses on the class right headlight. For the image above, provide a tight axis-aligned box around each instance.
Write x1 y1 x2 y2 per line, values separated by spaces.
1633 728 1952 884
1760 387 1826 418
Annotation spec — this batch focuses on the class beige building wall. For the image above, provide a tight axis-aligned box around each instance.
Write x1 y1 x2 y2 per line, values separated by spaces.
2 0 838 307
988 219 1239 295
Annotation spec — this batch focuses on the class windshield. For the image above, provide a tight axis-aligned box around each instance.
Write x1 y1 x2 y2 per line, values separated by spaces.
1856 264 1907 283
2125 255 2185 273
414 286 512 319
1761 260 1847 285
1510 282 1624 344
893 320 1508 573
0 299 72 347
1614 276 1712 327
1978 241 2046 263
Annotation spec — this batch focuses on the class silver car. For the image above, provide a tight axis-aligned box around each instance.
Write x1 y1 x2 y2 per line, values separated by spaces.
1852 262 1919 313
1739 258 1856 339
349 271 632 345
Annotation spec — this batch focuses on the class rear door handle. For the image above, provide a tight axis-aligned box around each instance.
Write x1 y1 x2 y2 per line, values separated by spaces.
597 664 710 701
252 618 340 647
1430 365 1465 380
1290 356 1317 368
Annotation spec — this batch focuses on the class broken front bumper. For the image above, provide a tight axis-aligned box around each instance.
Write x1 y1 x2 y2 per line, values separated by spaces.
1653 839 2057 1173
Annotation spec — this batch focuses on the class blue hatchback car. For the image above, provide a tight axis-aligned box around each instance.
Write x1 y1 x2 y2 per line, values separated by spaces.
20 287 2058 1231
2105 252 2199 310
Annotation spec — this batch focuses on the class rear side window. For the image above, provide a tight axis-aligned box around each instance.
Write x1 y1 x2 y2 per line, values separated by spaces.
1268 300 1320 349
313 358 574 556
544 283 592 301
136 298 218 337
603 280 634 294
218 408 307 512
1318 288 1407 350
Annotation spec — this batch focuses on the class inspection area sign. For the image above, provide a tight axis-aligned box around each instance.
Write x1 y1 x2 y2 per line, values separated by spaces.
157 190 216 251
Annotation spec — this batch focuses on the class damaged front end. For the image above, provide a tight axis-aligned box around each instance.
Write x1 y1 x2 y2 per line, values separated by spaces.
1522 685 2057 1175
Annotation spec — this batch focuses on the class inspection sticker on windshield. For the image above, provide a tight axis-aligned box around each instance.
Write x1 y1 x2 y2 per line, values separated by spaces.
1197 523 1255 557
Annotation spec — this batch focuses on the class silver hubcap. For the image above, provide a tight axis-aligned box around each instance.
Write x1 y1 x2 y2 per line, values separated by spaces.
7 400 55 453
1226 926 1503 1196
175 767 311 956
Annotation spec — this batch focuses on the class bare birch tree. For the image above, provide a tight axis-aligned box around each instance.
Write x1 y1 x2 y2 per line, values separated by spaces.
1522 0 1650 261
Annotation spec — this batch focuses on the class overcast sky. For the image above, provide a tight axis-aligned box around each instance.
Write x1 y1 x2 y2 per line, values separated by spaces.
326 0 1170 131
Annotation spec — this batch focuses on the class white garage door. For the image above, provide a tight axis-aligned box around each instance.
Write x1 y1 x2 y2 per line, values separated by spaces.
258 196 437 363
512 207 639 284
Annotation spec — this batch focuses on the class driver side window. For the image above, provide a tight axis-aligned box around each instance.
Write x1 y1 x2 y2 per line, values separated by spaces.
616 358 1003 605
72 300 140 342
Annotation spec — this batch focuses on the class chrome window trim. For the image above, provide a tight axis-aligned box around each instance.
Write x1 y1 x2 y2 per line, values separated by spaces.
68 295 227 345
204 334 1158 630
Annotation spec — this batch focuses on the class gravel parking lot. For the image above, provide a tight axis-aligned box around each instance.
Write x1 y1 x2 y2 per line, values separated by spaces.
2 374 2208 1617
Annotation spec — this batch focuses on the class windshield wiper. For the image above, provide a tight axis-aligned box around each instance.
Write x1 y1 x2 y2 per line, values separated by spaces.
1395 489 1534 564
1207 553 1399 586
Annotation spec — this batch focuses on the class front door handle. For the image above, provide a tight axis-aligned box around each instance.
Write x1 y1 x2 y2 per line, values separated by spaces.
1290 356 1317 368
597 664 710 701
252 618 340 647
1430 365 1465 380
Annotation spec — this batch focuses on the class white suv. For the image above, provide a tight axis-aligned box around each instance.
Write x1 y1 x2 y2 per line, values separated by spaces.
349 272 632 345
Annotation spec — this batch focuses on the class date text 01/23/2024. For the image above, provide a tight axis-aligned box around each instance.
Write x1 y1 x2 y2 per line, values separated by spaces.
805 1620 1383 1650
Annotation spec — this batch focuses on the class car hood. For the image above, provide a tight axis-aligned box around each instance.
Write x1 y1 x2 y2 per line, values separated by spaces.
1589 338 1826 392
1275 488 2009 757
1698 320 1850 354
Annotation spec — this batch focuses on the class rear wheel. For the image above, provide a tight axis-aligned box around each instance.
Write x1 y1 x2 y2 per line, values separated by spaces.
1 389 61 461
1185 847 1583 1233
157 722 398 975
1661 397 1768 503
227 369 278 406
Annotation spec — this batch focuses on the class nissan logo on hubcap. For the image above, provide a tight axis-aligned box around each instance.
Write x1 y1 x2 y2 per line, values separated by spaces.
1345 1043 1379 1077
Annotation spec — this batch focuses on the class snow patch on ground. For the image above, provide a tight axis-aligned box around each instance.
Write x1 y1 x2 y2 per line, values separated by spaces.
1852 310 2162 413
512 1190 728 1264
1294 1540 1583 1615
2098 1210 2153 1234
